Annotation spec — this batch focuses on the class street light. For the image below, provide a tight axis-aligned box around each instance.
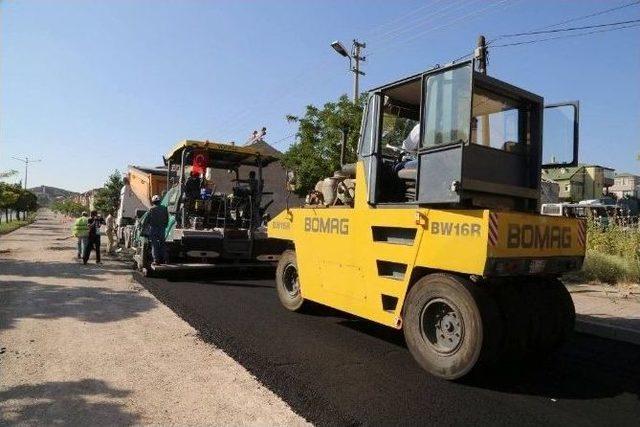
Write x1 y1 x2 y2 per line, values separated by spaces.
330 39 366 102
330 41 349 57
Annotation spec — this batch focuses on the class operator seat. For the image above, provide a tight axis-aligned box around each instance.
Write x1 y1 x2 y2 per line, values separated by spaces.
397 159 417 201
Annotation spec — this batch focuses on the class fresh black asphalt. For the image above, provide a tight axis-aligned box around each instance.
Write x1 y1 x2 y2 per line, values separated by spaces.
134 270 640 426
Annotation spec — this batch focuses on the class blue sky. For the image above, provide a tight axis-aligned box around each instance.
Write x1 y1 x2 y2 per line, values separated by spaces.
1 0 638 192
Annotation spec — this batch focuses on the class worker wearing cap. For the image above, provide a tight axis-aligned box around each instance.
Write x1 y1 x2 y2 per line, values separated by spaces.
142 195 169 265
71 211 90 259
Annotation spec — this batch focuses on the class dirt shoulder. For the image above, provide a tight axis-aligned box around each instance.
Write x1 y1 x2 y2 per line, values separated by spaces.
0 211 307 425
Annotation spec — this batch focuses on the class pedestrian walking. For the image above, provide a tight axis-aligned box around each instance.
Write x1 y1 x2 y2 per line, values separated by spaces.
141 195 168 265
71 211 90 259
105 211 115 255
83 210 105 265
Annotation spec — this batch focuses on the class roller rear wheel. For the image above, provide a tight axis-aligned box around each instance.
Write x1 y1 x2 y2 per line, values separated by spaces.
403 274 501 380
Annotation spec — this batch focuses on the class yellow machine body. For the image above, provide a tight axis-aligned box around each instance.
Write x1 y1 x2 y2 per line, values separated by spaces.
268 162 585 329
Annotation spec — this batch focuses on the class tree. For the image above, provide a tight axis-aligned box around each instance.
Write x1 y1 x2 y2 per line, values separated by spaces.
282 94 365 196
51 198 87 217
0 183 19 223
93 170 124 215
14 188 38 220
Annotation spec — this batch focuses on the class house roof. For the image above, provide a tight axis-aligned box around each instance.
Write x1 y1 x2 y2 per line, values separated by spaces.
129 165 167 176
543 166 582 181
578 163 615 171
615 172 638 178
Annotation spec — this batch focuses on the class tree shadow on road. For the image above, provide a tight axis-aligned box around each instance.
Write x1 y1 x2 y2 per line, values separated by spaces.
0 260 131 281
0 379 139 425
0 279 157 330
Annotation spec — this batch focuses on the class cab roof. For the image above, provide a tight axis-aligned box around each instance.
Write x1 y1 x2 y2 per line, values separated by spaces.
164 139 280 168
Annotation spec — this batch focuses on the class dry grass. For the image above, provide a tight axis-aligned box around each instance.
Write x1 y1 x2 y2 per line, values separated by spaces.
571 222 640 285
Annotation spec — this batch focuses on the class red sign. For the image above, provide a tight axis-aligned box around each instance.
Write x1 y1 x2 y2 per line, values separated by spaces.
192 150 208 175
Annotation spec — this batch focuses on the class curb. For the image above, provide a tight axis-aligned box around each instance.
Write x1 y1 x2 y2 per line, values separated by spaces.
575 315 640 346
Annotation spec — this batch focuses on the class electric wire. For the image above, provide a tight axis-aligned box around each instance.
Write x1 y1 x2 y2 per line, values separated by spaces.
222 0 496 142
536 0 640 30
497 18 640 38
491 22 640 48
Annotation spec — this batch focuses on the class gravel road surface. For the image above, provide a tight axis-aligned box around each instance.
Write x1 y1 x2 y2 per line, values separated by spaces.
0 211 307 426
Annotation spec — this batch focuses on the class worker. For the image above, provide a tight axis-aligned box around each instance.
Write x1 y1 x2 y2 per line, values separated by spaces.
402 123 420 153
394 123 420 173
184 170 202 200
105 211 115 255
83 210 105 265
142 195 169 265
71 211 90 259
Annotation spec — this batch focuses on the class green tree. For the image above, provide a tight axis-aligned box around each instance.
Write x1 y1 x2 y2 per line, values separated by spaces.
50 198 87 217
14 188 38 219
0 183 20 223
282 94 365 196
93 170 124 215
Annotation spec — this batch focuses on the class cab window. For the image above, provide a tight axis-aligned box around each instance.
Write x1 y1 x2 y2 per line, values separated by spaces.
471 87 529 153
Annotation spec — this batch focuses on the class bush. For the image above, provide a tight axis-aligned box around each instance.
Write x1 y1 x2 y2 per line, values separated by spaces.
581 250 639 284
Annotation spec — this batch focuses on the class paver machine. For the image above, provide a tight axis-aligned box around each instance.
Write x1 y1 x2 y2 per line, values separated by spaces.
268 59 584 379
134 140 288 275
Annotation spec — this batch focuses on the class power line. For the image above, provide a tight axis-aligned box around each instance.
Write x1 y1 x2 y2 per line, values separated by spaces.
492 22 640 48
270 133 297 146
537 0 640 30
367 0 514 57
215 0 490 138
497 18 640 38
368 0 476 45
216 0 467 137
490 0 640 44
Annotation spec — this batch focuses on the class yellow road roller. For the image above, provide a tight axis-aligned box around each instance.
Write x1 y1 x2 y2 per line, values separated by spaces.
268 59 584 379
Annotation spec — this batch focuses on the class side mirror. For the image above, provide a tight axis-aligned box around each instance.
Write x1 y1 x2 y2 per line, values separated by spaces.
543 102 579 167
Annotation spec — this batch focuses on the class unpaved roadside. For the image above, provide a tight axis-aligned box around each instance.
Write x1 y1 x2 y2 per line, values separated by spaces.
0 211 308 426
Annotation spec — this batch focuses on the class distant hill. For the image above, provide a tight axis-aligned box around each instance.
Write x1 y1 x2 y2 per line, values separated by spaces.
28 185 79 206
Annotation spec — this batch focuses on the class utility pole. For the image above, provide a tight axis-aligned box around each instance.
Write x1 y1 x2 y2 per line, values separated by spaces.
351 40 366 102
475 35 488 75
330 39 366 103
475 35 490 146
11 156 41 189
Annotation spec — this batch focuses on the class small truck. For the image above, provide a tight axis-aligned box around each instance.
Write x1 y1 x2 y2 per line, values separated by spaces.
116 165 168 248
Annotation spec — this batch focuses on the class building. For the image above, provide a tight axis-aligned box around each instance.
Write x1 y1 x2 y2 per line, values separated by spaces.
610 172 640 199
73 188 101 210
542 164 615 202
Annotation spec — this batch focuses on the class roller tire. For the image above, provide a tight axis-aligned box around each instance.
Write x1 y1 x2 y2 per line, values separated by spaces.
492 279 575 361
403 274 502 380
546 278 575 350
275 250 306 312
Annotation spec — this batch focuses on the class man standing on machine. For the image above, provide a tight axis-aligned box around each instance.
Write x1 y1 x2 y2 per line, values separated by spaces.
142 195 169 265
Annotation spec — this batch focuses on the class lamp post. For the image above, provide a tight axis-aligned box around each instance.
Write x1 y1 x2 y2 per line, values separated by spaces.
330 39 366 103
